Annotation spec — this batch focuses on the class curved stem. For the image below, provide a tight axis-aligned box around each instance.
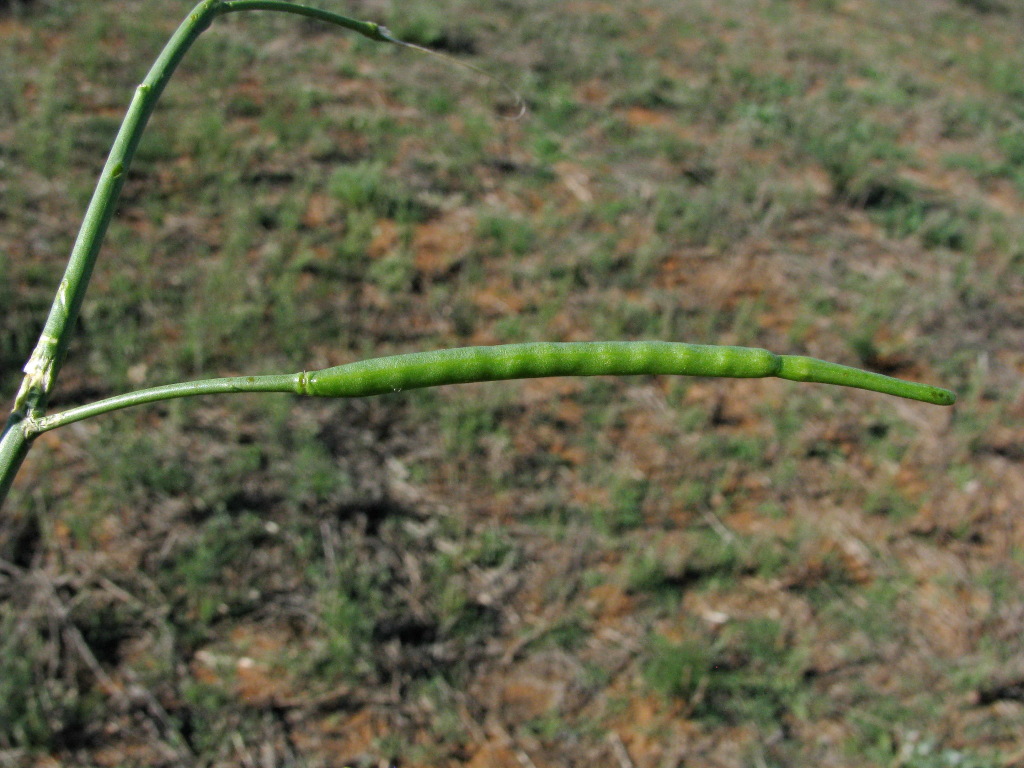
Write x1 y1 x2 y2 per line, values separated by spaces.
0 0 227 509
11 0 224 419
218 0 392 40
0 1 397 511
0 415 32 505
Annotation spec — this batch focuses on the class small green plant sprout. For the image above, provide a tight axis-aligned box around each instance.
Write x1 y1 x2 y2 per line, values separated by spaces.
0 1 954 511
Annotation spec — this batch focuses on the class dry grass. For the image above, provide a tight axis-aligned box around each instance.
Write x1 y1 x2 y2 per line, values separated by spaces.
2 0 1024 766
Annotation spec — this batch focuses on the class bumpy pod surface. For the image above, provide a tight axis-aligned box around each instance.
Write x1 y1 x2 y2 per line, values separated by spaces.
303 342 955 405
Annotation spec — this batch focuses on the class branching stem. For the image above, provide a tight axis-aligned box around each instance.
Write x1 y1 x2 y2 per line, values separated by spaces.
0 2 955 514
0 0 397 510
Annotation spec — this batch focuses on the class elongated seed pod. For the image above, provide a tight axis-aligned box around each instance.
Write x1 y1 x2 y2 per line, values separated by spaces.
30 341 954 435
303 342 956 406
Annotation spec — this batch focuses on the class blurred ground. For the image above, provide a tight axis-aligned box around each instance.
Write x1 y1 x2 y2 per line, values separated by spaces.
2 0 1024 766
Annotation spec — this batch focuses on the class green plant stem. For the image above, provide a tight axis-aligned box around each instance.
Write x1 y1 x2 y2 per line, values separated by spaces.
218 0 392 40
27 374 301 435
0 0 225 508
0 0 396 511
0 416 32 506
11 0 223 419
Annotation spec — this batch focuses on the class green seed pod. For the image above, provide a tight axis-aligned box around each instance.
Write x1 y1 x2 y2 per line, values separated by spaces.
303 342 956 406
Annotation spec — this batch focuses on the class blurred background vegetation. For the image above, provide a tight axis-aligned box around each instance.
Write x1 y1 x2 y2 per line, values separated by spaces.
1 0 1023 765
